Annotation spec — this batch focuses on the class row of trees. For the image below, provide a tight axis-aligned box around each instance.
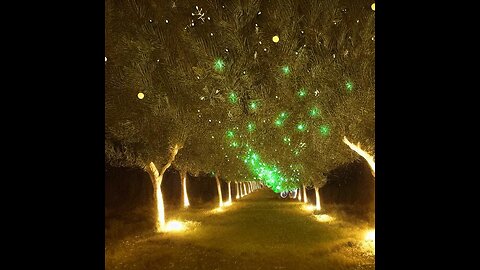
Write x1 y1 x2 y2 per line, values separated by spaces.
106 0 374 231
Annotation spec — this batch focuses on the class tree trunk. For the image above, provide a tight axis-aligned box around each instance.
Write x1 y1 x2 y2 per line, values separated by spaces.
146 145 180 232
227 181 232 204
181 170 190 208
240 182 244 197
303 184 308 203
215 174 224 207
235 181 240 199
147 162 166 232
314 186 321 211
343 136 375 178
248 182 251 193
298 187 302 201
243 182 248 195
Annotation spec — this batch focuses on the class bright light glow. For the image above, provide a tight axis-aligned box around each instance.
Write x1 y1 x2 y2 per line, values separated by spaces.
137 92 145 99
275 112 288 127
298 88 307 97
182 172 190 208
215 176 224 208
211 207 225 213
319 124 330 136
214 58 225 71
345 81 354 91
302 204 316 212
226 130 235 138
165 220 185 232
314 214 335 223
282 66 290 75
309 107 320 117
297 123 306 132
371 3 375 11
314 187 321 211
343 136 375 177
363 229 375 254
229 92 238 103
227 181 232 205
272 35 279 43
365 229 375 241
249 101 258 110
149 162 165 232
224 201 232 206
247 122 256 132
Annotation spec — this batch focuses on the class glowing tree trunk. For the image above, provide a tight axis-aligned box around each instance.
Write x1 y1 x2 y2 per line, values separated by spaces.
227 181 232 204
240 182 244 197
302 184 308 203
215 174 224 208
343 136 375 178
180 170 190 208
248 182 251 193
235 181 240 199
146 145 180 233
243 182 248 195
298 188 302 201
314 186 321 211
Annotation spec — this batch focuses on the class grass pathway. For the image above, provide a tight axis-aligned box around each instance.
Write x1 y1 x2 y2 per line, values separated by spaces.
106 188 374 270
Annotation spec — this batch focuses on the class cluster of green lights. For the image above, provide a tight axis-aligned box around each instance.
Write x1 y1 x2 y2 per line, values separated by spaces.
345 81 353 91
319 124 330 136
229 92 238 103
230 141 239 148
297 122 307 132
281 66 291 75
309 106 320 118
247 122 256 132
274 112 289 127
226 130 235 138
243 148 289 193
249 101 258 110
298 88 307 98
214 58 225 72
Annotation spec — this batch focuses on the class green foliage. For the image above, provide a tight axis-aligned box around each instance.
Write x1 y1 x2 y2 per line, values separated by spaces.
105 0 374 189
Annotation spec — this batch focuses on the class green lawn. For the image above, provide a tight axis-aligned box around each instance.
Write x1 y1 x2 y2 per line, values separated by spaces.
106 189 374 270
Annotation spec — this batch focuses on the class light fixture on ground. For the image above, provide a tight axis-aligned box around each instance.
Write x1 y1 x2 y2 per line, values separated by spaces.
314 214 335 223
165 220 185 232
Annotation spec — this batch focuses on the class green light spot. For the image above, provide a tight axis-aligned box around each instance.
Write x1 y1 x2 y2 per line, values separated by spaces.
297 123 306 132
345 81 353 91
309 106 320 117
298 88 307 97
214 58 225 71
230 141 239 148
226 130 235 138
247 122 256 132
229 92 238 103
249 101 258 110
319 124 330 136
281 66 290 75
274 112 289 127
